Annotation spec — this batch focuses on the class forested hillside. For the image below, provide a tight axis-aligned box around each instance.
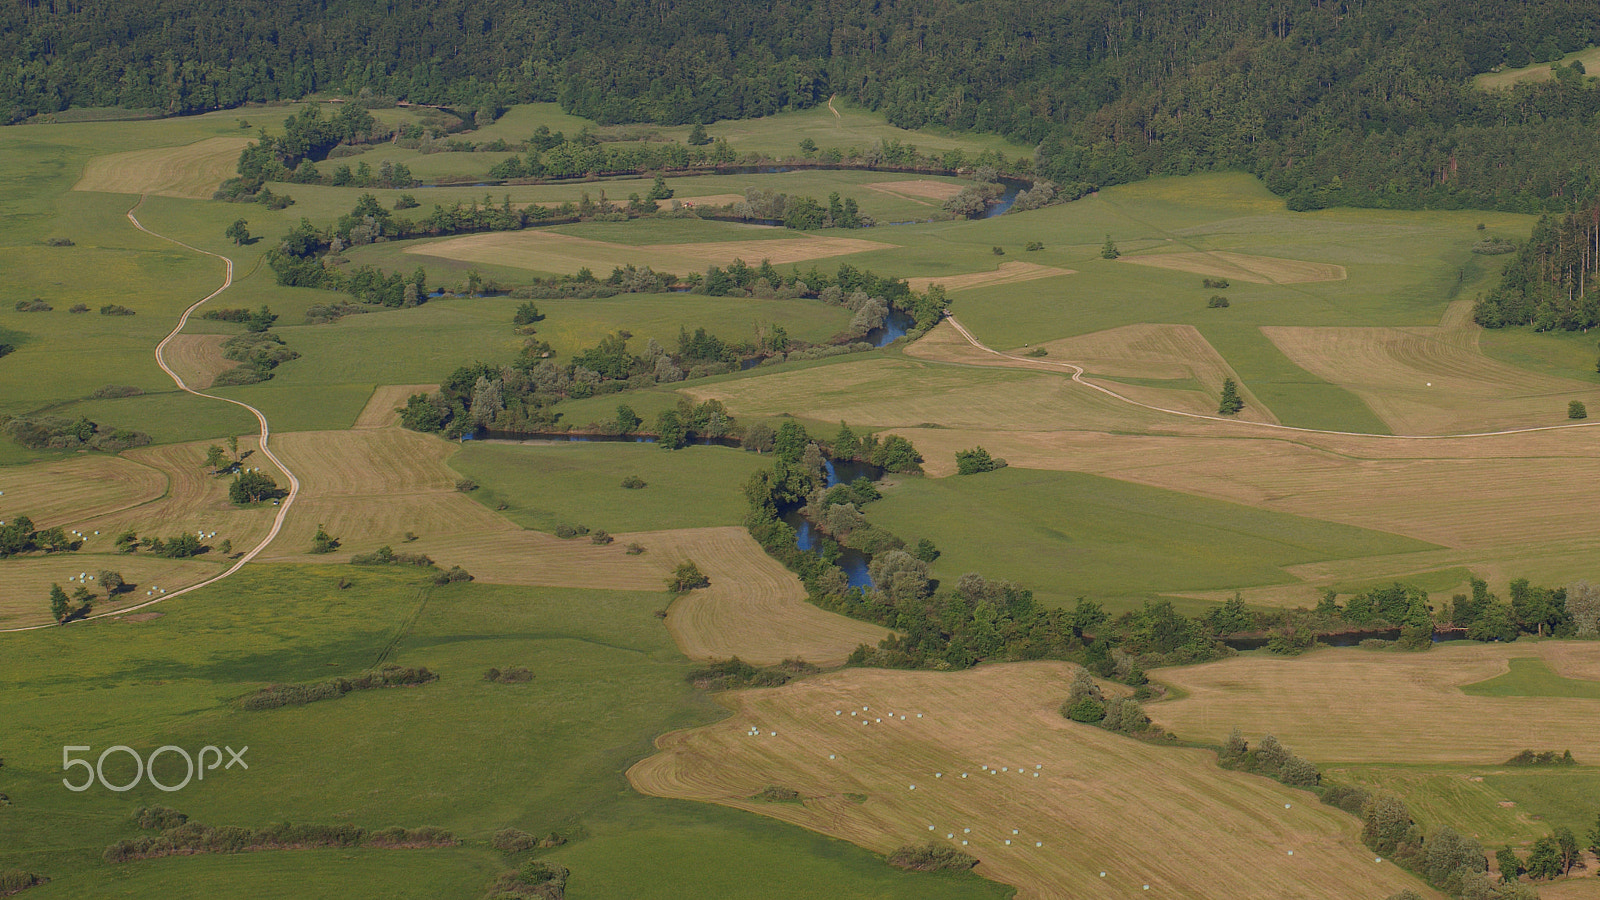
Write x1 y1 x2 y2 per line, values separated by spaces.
7 0 1600 210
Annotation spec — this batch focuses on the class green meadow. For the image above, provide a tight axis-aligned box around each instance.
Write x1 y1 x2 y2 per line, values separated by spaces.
449 441 768 534
1326 763 1600 847
865 467 1440 610
0 565 1007 900
1461 657 1600 700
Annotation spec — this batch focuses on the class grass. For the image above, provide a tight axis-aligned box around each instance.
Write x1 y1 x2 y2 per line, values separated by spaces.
629 662 1435 900
1196 323 1391 433
1473 47 1600 90
1323 764 1600 847
0 564 1004 899
1460 657 1600 700
863 467 1438 609
448 441 765 533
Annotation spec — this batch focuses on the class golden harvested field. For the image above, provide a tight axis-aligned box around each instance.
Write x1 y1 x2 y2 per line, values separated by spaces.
883 424 1600 555
1119 250 1346 284
648 526 892 666
353 384 438 429
683 355 1172 436
72 136 253 199
905 261 1075 294
11 438 282 557
406 228 892 275
0 455 166 530
1262 325 1597 434
1047 323 1279 423
161 334 233 390
1148 642 1600 764
863 179 965 202
258 428 511 560
629 662 1435 900
0 556 224 629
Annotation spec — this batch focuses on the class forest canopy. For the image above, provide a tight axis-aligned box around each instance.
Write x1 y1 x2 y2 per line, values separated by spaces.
7 0 1600 210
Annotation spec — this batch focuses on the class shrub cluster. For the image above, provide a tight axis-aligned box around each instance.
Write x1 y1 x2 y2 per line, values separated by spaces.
3 415 150 452
89 384 143 399
686 657 816 691
1217 730 1320 786
1504 749 1576 767
104 818 454 863
216 332 298 386
1058 670 1170 740
484 666 533 684
0 870 47 893
886 844 978 872
665 560 710 592
485 860 569 900
752 785 801 802
239 664 437 711
432 565 474 585
350 545 434 566
954 446 1006 475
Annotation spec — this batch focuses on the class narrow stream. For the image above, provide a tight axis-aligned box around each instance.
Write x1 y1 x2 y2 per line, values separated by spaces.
780 458 883 589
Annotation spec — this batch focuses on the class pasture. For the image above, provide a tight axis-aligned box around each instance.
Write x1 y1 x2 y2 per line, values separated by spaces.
629 662 1436 900
0 565 999 899
1119 250 1346 284
72 136 254 199
860 466 1437 609
1474 47 1600 90
1146 641 1600 764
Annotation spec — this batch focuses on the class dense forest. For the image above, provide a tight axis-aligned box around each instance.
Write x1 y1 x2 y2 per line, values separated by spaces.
7 0 1600 211
1475 199 1600 330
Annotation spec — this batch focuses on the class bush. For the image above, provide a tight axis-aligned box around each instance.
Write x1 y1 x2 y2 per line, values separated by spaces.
620 475 647 489
490 828 537 852
666 560 710 591
239 664 437 710
310 524 340 554
486 860 569 899
1568 401 1587 419
1025 241 1044 251
954 446 1006 475
1504 749 1576 767
432 565 474 584
625 542 646 555
0 870 46 893
752 785 801 802
1207 295 1230 308
1203 278 1231 289
134 806 189 830
454 478 478 492
1024 347 1048 357
69 302 89 313
484 666 534 684
99 304 136 316
1063 696 1106 722
1320 782 1373 816
89 385 143 399
589 530 613 545
14 299 51 312
554 523 590 539
991 245 1005 255
887 843 978 872
350 545 434 566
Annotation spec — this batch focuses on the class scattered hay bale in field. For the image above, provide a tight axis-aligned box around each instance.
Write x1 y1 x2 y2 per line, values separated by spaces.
1119 250 1345 284
887 843 978 872
73 137 254 199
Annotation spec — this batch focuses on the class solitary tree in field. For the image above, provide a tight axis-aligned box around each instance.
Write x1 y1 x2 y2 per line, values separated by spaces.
1555 826 1580 874
49 584 69 623
1100 234 1120 259
666 561 710 592
99 571 125 596
1218 378 1245 415
203 444 231 472
230 470 284 505
613 404 642 437
1569 400 1588 419
310 524 340 554
225 219 250 245
687 123 710 146
1524 836 1562 880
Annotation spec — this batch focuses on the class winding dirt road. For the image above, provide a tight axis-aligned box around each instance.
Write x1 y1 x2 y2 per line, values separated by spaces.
0 198 301 633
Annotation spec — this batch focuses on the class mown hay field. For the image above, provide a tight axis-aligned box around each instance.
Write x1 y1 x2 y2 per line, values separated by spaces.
404 228 894 276
648 526 892 667
160 333 233 390
1147 642 1600 764
1262 324 1598 435
629 662 1435 900
905 261 1075 294
1118 250 1346 284
72 136 253 199
352 383 438 429
0 555 224 629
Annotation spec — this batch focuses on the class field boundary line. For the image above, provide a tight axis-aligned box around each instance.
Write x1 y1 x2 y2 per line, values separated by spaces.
941 315 1600 441
0 197 302 633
